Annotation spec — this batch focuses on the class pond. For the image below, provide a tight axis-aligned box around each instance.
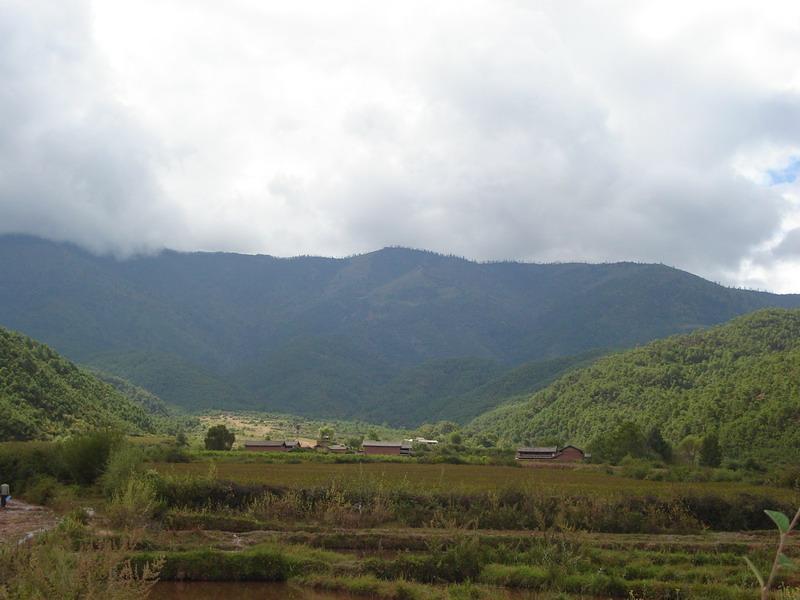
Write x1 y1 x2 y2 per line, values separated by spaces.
149 582 556 599
149 582 364 599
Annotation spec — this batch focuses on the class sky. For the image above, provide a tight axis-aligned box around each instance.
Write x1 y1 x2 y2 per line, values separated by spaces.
2 1 800 292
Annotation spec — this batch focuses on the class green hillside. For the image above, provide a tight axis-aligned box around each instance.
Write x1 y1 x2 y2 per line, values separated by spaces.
0 327 166 440
88 351 254 410
2 235 800 420
467 309 800 462
425 349 609 423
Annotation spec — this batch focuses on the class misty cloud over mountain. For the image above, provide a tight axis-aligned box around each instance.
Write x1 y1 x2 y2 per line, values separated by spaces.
2 1 800 291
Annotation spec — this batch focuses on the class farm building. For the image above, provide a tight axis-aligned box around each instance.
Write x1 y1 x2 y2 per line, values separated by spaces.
516 445 586 462
362 440 413 456
243 440 300 452
327 444 348 453
412 437 439 446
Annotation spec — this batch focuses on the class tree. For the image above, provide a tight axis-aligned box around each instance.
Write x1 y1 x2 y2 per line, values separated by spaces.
175 430 188 448
449 431 463 445
475 433 497 448
435 421 459 435
204 424 235 451
588 421 648 464
318 425 334 444
366 429 380 441
699 433 722 467
676 434 703 465
646 427 672 462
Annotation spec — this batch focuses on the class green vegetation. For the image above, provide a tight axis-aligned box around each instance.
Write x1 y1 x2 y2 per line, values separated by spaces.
3 434 799 598
204 425 235 451
0 519 163 600
469 309 800 464
3 235 800 423
745 506 800 599
150 459 797 533
421 349 609 424
0 327 169 440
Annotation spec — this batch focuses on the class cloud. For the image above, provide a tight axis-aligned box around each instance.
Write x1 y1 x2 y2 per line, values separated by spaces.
774 228 800 257
2 0 800 290
0 0 186 256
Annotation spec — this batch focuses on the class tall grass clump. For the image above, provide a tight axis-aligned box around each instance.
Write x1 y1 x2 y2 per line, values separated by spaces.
102 445 147 498
60 429 123 485
106 474 161 529
0 519 163 599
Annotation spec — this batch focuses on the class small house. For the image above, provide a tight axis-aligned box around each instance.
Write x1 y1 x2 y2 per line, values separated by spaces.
516 445 585 462
361 440 412 456
243 440 300 452
413 437 439 446
555 445 586 462
327 444 348 454
516 446 559 460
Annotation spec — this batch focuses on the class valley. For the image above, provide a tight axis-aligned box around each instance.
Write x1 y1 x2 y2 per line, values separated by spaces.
2 238 800 599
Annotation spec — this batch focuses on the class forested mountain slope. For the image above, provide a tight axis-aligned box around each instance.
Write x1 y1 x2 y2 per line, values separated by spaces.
0 327 166 440
467 309 800 462
423 349 609 424
1 234 799 420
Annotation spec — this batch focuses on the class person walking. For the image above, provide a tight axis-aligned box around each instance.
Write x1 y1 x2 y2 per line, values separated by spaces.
0 482 10 508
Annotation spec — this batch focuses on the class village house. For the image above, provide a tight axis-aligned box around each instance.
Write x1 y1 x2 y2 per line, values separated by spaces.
516 445 586 462
327 443 348 454
412 437 439 446
243 440 300 452
361 440 413 456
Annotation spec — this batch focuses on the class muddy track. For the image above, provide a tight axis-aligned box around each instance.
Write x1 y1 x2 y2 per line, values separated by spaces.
0 500 57 543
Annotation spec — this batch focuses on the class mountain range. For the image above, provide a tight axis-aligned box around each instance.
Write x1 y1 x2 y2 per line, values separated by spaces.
1 234 799 425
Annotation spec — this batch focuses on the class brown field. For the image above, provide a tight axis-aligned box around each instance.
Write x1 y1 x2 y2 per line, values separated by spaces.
152 461 799 500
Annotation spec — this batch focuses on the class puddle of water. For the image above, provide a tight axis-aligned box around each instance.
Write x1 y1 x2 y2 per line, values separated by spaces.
149 582 363 600
149 581 575 599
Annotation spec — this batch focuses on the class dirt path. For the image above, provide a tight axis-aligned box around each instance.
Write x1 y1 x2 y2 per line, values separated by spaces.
0 499 57 543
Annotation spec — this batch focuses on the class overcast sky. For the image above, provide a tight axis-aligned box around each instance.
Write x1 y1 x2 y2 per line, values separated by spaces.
2 1 800 292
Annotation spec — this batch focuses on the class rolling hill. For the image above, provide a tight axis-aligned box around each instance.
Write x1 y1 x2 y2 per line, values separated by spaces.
467 309 800 462
1 234 800 423
0 326 171 440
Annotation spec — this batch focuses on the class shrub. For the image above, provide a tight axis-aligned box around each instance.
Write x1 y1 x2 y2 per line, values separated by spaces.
204 425 235 451
102 445 146 498
620 457 653 480
0 524 163 599
135 548 291 581
699 433 722 468
59 430 123 485
106 475 160 529
24 475 61 506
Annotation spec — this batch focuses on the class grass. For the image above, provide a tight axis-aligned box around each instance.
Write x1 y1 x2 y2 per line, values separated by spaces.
5 435 799 599
151 460 797 500
131 533 799 598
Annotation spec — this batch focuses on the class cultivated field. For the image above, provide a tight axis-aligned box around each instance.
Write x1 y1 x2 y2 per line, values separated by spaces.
152 460 798 501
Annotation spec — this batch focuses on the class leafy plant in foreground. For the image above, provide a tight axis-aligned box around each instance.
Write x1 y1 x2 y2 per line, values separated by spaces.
745 506 800 599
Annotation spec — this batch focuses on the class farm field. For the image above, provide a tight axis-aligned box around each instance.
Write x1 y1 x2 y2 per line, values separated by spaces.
152 460 798 501
3 435 800 598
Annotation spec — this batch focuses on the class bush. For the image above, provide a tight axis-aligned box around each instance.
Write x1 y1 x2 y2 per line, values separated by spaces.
135 547 292 581
620 457 654 480
204 425 235 451
106 475 160 529
0 523 163 599
24 475 61 506
102 445 146 498
60 430 123 485
0 441 61 489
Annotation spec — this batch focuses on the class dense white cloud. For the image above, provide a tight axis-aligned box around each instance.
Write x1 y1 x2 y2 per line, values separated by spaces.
1 0 800 290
